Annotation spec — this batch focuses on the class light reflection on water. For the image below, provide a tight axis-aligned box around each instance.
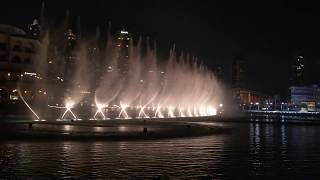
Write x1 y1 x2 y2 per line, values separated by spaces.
1 122 320 179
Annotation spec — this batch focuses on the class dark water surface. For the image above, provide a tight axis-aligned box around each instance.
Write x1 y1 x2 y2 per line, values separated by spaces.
1 122 320 179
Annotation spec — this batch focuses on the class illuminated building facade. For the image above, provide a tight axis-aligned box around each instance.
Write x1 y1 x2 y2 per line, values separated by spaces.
0 24 42 113
233 88 272 108
290 85 320 111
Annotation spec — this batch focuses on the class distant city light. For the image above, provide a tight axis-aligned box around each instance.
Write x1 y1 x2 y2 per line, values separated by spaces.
24 72 37 76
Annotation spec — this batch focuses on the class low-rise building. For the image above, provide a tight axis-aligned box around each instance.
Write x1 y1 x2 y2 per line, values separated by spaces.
0 24 42 107
290 85 320 111
233 88 272 110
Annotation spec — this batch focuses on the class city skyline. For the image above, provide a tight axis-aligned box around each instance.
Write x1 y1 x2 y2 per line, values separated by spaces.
1 0 320 96
2 1 320 179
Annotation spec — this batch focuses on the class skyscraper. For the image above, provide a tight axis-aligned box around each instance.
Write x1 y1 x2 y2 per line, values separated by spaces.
27 19 41 39
291 55 305 86
231 55 246 88
115 29 131 76
64 29 77 86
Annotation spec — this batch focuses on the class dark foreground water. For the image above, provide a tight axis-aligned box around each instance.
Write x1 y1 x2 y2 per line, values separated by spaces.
1 122 320 179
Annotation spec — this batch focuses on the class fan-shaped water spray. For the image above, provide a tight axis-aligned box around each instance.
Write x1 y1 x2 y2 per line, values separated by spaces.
17 14 223 121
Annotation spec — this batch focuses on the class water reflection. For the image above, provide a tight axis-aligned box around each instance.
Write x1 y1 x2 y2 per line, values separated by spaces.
1 122 320 178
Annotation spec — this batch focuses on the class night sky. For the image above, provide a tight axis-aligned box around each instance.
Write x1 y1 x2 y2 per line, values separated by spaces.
1 0 320 96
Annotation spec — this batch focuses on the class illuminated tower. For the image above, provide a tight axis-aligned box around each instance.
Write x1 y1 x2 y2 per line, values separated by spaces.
109 28 132 108
115 28 132 76
291 55 305 86
28 19 41 39
64 29 77 86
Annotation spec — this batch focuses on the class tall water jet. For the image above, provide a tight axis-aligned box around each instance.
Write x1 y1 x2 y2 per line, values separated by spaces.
16 11 224 121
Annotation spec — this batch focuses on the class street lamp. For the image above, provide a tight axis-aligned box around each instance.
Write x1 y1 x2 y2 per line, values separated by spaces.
255 102 260 110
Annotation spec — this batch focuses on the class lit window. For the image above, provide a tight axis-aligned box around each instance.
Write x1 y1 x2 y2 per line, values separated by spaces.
10 95 18 100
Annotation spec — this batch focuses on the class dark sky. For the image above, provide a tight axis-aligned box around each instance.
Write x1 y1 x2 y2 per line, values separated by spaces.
1 0 320 96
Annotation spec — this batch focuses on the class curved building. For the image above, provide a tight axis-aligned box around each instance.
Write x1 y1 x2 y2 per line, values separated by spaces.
0 24 41 105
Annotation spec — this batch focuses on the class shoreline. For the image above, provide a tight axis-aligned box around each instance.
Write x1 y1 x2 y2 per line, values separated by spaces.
0 119 232 141
2 114 320 141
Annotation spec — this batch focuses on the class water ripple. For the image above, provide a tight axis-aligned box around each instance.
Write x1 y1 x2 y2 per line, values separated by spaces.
1 123 320 179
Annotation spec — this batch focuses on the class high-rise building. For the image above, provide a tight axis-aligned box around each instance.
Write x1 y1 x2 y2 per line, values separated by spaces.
27 19 41 39
231 55 246 88
115 29 132 76
0 24 42 110
291 55 305 86
64 29 77 86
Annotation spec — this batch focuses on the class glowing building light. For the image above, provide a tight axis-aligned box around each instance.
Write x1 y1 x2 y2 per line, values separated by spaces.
24 72 37 76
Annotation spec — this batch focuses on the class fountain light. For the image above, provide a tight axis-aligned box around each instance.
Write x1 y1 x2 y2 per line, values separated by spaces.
167 105 175 118
154 104 164 118
17 89 40 121
18 19 223 121
61 101 77 120
118 102 129 119
93 103 106 120
138 105 149 118
206 106 217 116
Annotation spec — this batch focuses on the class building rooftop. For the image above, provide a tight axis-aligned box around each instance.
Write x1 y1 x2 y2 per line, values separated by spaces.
0 24 26 36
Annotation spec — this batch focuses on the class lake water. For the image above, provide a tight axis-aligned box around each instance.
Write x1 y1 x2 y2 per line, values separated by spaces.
1 122 320 179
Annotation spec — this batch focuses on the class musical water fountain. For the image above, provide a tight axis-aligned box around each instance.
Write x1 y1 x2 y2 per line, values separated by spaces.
16 18 223 124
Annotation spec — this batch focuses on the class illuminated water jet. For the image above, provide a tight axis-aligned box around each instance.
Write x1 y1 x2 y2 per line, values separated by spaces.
93 103 106 120
118 102 129 119
17 89 40 121
60 102 77 120
154 105 164 118
16 14 224 121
